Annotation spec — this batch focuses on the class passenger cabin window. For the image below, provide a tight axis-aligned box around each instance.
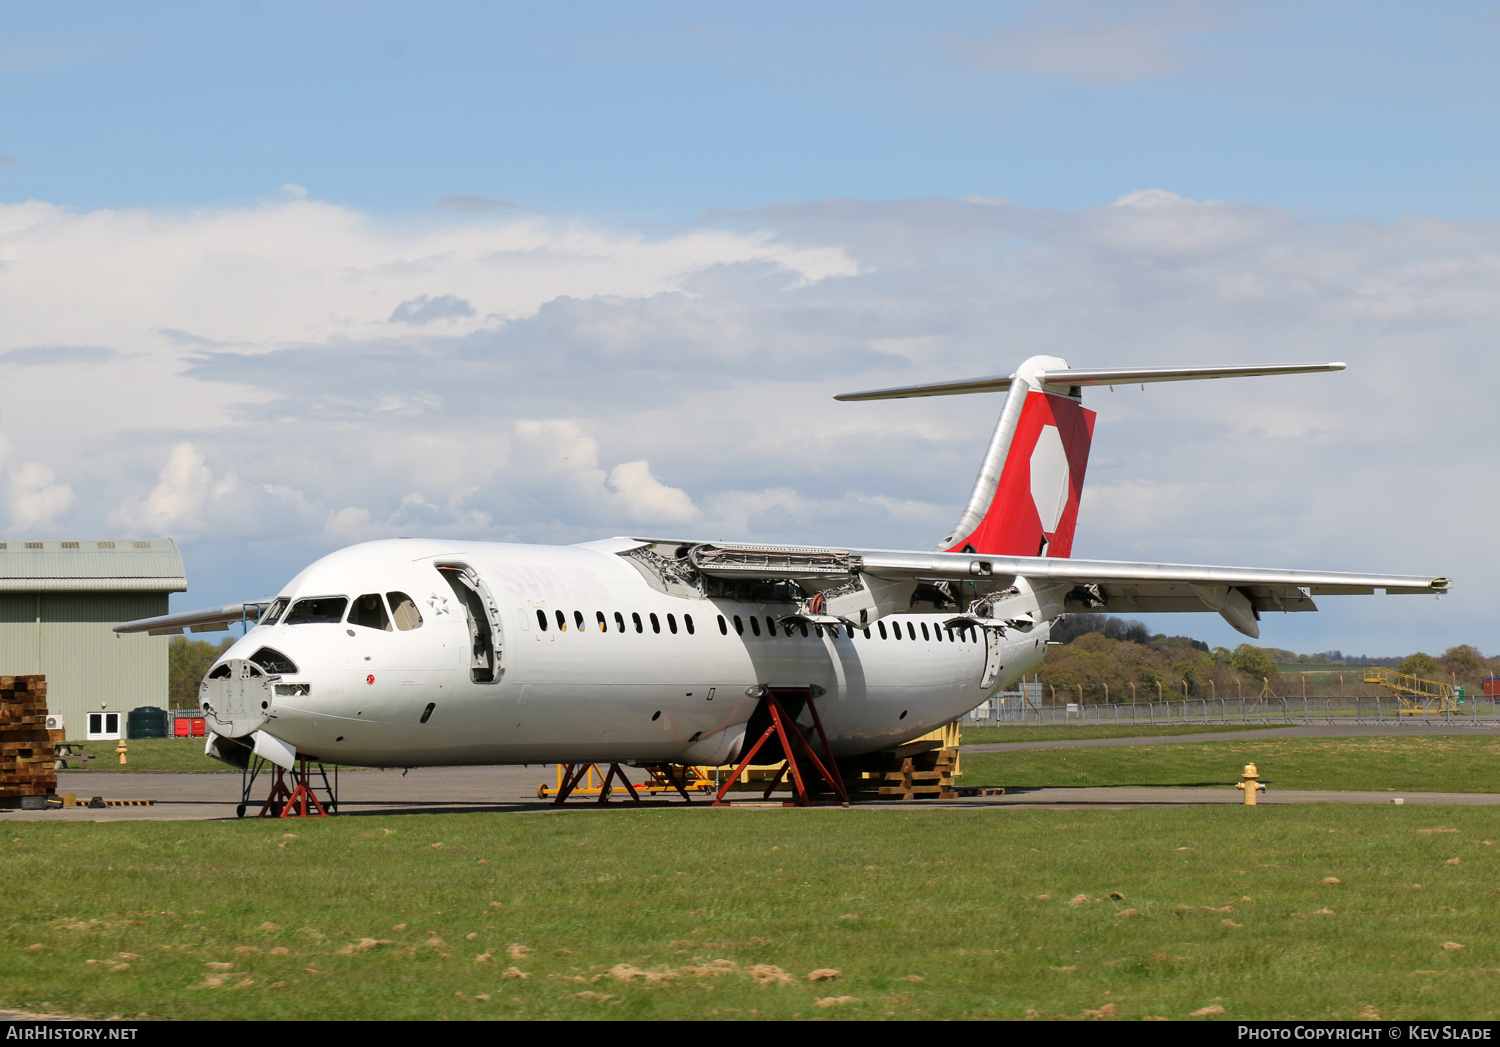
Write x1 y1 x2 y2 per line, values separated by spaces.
684 613 694 635
596 611 607 632
614 612 625 633
350 594 392 631
536 609 548 631
574 610 586 631
555 610 567 631
283 597 348 625
632 612 643 633
388 592 423 631
667 613 677 634
649 613 661 634
749 616 761 636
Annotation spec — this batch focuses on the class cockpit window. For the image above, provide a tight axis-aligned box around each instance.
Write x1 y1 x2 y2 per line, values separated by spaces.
282 596 348 625
251 648 298 674
388 592 423 631
349 593 391 631
259 598 289 626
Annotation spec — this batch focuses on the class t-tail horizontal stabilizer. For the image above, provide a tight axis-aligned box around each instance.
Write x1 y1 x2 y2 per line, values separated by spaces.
836 357 1345 560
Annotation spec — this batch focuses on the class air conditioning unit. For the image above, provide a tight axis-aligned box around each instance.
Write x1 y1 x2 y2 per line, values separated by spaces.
45 715 64 732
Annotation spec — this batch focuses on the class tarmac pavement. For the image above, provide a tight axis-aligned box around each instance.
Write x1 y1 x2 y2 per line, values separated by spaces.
3 722 1497 822
0 752 1495 821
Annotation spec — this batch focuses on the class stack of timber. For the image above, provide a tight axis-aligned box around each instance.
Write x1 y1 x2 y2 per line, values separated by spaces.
842 739 959 800
0 676 56 807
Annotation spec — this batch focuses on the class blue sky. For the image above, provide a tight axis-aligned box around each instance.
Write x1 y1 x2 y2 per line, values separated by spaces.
0 1 1495 656
7 2 1500 222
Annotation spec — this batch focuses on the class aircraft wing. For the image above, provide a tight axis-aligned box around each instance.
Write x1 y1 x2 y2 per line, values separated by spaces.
689 542 1447 595
684 542 1448 636
114 600 273 636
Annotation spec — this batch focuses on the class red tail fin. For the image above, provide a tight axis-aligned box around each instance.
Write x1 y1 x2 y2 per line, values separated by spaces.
833 356 1345 560
944 388 1094 557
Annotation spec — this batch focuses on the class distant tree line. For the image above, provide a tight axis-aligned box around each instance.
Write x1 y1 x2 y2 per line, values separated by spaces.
1031 616 1499 704
168 636 236 709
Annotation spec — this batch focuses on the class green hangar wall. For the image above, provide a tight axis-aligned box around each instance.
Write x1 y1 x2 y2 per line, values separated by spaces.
0 540 187 737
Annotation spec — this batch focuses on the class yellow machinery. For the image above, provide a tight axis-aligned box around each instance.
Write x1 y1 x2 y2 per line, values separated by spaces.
1362 667 1456 714
538 762 718 800
537 720 964 800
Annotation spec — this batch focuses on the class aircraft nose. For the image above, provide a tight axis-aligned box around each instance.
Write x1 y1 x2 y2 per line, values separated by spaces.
199 658 276 739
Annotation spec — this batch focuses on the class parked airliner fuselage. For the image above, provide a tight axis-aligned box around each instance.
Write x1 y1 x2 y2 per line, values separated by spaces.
207 536 1047 768
155 356 1446 774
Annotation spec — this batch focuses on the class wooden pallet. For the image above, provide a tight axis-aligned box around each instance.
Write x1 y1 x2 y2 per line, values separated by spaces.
0 675 55 800
847 746 959 801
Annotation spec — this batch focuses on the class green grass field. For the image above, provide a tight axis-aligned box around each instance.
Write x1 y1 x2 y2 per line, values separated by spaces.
3 806 1500 1021
961 735 1500 793
960 724 1289 744
58 738 361 774
57 738 230 773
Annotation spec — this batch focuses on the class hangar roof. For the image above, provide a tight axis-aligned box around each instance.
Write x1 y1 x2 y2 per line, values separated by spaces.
0 539 187 592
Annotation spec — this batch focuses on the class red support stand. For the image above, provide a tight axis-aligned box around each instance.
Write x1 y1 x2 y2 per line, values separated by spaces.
713 688 850 807
553 762 642 804
256 767 294 817
280 758 329 817
596 763 641 804
553 763 592 805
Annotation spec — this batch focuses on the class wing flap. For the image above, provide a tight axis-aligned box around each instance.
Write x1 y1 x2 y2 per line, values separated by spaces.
669 538 1449 595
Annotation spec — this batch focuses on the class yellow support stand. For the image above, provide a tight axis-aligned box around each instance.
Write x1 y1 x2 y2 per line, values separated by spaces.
1362 667 1456 714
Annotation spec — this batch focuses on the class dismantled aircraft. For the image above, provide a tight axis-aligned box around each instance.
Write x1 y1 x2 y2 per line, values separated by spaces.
118 356 1448 786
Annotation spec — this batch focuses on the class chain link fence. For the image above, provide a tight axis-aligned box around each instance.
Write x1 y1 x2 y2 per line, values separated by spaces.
963 689 1500 727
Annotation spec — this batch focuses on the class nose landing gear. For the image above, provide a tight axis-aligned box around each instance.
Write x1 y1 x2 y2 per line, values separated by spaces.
236 756 339 818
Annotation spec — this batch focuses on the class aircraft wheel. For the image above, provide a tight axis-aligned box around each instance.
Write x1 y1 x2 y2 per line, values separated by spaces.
236 804 246 819
270 801 283 818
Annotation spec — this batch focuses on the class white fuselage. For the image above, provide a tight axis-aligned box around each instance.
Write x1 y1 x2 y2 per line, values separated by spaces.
204 538 1048 768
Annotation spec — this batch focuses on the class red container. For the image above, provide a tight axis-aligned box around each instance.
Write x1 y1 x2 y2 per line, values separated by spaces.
1486 678 1499 698
190 718 206 737
173 718 189 737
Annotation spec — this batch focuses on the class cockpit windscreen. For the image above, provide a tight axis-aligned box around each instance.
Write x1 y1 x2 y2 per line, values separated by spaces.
282 597 348 625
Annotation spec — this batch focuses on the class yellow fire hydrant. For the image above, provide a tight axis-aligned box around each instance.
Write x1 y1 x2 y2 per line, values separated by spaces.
1235 762 1265 805
115 740 128 766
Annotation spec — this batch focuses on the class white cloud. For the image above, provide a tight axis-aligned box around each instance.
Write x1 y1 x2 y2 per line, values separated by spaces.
109 443 242 537
0 434 76 532
0 197 859 358
8 461 74 531
607 460 700 525
1 187 1495 654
